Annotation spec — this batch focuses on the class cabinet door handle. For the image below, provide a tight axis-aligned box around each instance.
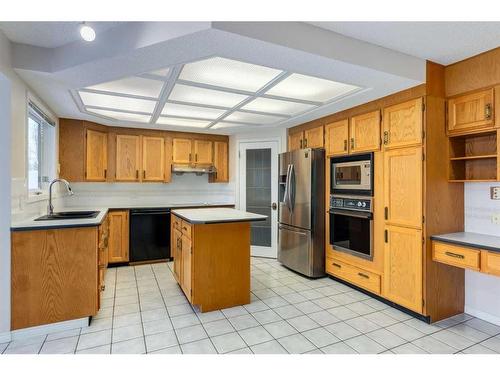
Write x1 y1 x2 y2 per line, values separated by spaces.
195 153 198 162
384 230 388 243
189 153 192 162
104 169 107 179
343 139 347 151
384 207 388 220
143 170 146 179
383 131 389 145
136 170 139 179
299 139 303 149
485 103 492 120
445 251 465 259
304 138 308 148
358 272 369 279
350 138 355 149
332 262 341 268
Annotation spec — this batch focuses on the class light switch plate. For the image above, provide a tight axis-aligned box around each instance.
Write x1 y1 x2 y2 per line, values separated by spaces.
491 186 500 200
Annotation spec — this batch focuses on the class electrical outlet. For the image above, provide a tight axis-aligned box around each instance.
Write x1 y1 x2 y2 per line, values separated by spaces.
492 213 500 225
491 186 500 200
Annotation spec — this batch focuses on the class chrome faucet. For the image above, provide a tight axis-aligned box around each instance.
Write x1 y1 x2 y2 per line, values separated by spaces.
48 178 74 215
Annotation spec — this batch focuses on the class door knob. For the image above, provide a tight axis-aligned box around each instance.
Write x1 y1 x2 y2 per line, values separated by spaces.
271 202 277 210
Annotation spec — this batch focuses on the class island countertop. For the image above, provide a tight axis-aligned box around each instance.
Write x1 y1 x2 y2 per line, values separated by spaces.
171 207 267 224
431 232 500 253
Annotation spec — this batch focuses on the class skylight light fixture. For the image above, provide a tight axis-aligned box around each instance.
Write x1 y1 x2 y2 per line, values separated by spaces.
242 97 317 116
79 23 96 42
224 111 285 125
161 103 226 120
79 91 156 113
87 108 151 123
156 117 211 128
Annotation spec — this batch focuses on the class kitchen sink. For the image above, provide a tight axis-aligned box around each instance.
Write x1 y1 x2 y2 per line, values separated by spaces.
34 211 100 221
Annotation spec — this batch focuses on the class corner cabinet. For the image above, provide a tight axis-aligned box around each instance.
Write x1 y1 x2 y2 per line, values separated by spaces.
85 129 108 181
108 210 129 264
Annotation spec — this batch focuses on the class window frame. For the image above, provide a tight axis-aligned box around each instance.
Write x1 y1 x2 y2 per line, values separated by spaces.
25 93 57 202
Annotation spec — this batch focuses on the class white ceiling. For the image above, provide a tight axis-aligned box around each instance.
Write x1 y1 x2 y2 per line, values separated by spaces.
309 22 500 65
0 22 123 48
2 22 428 134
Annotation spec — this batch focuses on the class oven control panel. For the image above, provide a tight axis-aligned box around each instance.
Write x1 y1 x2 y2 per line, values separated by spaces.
330 196 372 212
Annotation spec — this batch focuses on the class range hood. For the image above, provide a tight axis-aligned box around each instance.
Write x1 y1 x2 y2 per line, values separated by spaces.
172 164 217 175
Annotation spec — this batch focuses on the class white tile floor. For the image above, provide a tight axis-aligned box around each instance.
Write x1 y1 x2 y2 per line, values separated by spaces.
2 257 500 354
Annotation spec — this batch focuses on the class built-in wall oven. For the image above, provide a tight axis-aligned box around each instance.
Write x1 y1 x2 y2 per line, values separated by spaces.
331 153 374 196
329 195 373 260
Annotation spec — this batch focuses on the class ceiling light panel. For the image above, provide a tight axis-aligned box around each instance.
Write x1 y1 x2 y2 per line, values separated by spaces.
87 108 151 123
224 111 284 125
179 57 283 92
265 73 359 103
242 97 317 116
87 76 164 98
161 102 226 120
168 84 248 108
212 122 247 129
79 91 156 113
156 117 211 128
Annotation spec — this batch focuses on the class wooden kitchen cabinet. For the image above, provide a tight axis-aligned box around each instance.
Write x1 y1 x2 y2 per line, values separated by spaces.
116 135 141 181
288 131 304 151
350 110 381 153
108 210 129 264
193 140 213 164
325 119 349 156
383 147 423 229
383 225 423 314
447 88 495 135
11 227 99 329
304 126 324 149
172 228 182 282
142 136 165 181
86 129 108 181
181 235 192 301
383 98 424 149
172 138 193 164
210 141 229 183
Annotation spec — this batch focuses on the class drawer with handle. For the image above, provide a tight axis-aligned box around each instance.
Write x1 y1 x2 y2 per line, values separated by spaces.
481 251 500 276
326 257 381 294
181 220 192 238
432 241 481 271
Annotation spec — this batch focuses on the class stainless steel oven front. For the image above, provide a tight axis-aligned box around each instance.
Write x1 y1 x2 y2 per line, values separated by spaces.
331 153 373 196
329 195 373 260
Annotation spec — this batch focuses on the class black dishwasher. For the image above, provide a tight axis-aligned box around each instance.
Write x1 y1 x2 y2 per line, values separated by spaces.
129 208 171 262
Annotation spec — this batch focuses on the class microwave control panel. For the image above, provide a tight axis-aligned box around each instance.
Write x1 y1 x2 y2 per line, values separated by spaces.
330 196 372 212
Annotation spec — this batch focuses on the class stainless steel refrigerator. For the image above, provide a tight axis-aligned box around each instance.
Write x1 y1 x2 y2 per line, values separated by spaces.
278 148 325 278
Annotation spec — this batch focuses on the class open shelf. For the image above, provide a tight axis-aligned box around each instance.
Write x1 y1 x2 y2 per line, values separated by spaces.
449 130 498 182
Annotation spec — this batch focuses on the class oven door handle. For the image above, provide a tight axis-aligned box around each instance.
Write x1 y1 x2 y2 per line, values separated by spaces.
329 209 373 220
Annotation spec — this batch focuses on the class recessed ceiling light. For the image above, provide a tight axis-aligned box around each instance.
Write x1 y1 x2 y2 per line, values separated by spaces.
162 103 226 120
242 97 316 116
168 84 248 108
87 76 164 98
156 117 211 128
79 91 156 113
180 57 283 92
265 73 359 103
87 108 151 123
80 23 96 42
224 111 284 125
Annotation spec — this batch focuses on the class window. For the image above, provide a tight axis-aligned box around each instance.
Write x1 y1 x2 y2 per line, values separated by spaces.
27 101 56 196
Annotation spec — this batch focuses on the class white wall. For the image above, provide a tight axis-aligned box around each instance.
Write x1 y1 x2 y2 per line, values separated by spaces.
464 182 500 325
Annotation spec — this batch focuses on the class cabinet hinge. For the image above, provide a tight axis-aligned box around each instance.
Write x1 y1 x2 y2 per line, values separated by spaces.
422 102 426 112
422 216 425 224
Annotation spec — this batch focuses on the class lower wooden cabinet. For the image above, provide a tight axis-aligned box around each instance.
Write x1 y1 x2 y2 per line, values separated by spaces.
108 210 129 264
181 235 192 301
326 258 381 295
172 218 193 302
383 225 423 314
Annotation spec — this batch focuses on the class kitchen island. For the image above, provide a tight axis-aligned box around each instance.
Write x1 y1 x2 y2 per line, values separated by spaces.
171 208 266 312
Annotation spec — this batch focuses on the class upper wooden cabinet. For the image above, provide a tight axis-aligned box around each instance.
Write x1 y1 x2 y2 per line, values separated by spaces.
288 125 324 151
304 126 324 149
194 140 213 164
108 210 129 264
116 135 140 181
325 119 349 156
383 225 423 314
288 131 304 151
173 138 194 164
383 98 424 150
142 136 165 181
447 88 494 135
350 110 381 153
85 129 108 181
383 147 423 229
210 141 229 183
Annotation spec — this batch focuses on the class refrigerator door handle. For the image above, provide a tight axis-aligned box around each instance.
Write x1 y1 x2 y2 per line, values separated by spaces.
283 164 291 211
289 164 296 212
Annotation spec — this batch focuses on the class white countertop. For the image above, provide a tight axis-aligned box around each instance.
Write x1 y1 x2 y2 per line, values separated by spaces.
431 232 500 253
171 208 267 224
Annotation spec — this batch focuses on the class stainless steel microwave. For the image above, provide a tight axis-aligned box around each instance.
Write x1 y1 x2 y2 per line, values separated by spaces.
330 153 374 196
